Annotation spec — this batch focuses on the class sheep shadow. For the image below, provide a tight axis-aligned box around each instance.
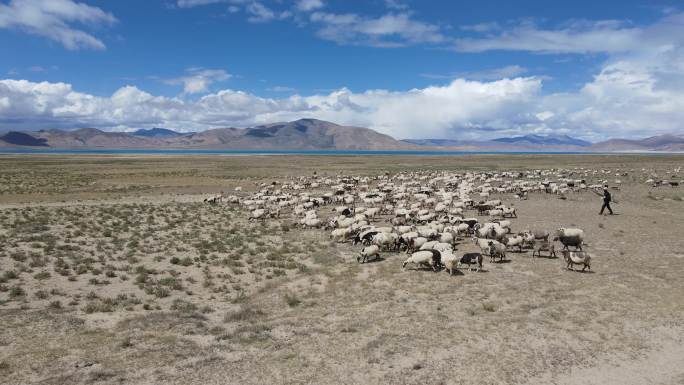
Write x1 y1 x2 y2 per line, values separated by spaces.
490 259 511 264
565 268 595 274
530 254 558 259
360 256 386 264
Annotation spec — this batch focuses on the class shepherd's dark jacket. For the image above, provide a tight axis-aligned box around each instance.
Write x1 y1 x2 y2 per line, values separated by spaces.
603 190 611 203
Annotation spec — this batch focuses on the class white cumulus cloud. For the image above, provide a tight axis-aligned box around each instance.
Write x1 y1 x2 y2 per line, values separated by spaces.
310 11 446 47
0 0 116 50
164 68 232 95
295 0 324 12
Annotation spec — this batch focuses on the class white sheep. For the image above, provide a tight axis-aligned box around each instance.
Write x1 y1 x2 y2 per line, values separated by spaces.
555 228 584 250
486 240 507 263
357 245 380 263
402 250 437 271
440 250 460 275
408 236 428 253
249 209 266 221
502 207 517 218
438 232 454 245
488 209 504 218
330 228 352 243
532 239 556 258
417 227 438 239
372 232 398 251
561 250 591 271
505 235 524 252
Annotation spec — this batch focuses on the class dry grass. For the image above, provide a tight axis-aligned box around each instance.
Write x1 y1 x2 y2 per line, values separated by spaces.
0 154 683 385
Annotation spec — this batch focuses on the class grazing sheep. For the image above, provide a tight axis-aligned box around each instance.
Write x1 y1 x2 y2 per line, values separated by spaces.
440 251 460 275
561 250 591 272
352 230 378 246
472 237 492 255
330 228 352 243
502 207 517 218
364 207 380 221
439 232 454 245
493 220 512 233
357 245 380 263
488 209 504 218
300 218 322 228
454 223 471 236
530 229 550 242
505 235 524 252
457 252 483 272
249 209 266 221
476 223 507 242
391 216 408 226
554 228 584 250
395 225 414 235
417 227 438 240
420 241 452 253
402 250 439 271
532 239 556 258
486 240 507 263
374 226 394 234
407 236 427 253
373 232 399 251
521 232 535 249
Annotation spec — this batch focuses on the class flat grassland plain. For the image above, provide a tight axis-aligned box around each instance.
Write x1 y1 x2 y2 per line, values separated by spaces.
0 154 683 385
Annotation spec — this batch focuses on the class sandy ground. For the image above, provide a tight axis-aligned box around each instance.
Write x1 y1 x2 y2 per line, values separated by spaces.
0 154 683 385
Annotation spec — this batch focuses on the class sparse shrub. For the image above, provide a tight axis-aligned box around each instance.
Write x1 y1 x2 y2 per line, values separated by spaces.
83 300 114 313
224 304 265 322
284 292 301 307
9 286 25 299
3 270 18 280
170 299 197 313
158 276 183 290
146 285 170 298
33 271 50 281
119 337 133 348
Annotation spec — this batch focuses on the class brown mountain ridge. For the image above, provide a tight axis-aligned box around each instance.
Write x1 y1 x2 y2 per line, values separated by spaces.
0 119 404 149
1 119 682 152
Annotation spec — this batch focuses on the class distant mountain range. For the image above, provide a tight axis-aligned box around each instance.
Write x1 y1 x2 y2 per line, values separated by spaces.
0 119 403 149
587 134 684 152
492 134 592 147
0 119 682 152
132 128 191 138
403 134 592 148
404 133 683 152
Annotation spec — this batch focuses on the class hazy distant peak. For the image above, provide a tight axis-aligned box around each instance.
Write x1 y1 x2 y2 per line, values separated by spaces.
132 128 188 137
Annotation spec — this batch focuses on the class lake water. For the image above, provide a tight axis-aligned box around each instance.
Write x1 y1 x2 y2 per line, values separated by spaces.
0 148 605 156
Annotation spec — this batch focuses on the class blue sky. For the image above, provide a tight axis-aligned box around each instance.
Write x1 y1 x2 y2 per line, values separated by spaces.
1 0 684 140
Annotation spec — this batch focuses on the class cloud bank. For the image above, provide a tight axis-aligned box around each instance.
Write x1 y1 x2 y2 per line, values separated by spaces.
1 68 681 141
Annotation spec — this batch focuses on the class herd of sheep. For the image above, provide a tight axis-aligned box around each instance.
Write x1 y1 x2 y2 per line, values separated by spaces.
207 167 634 275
